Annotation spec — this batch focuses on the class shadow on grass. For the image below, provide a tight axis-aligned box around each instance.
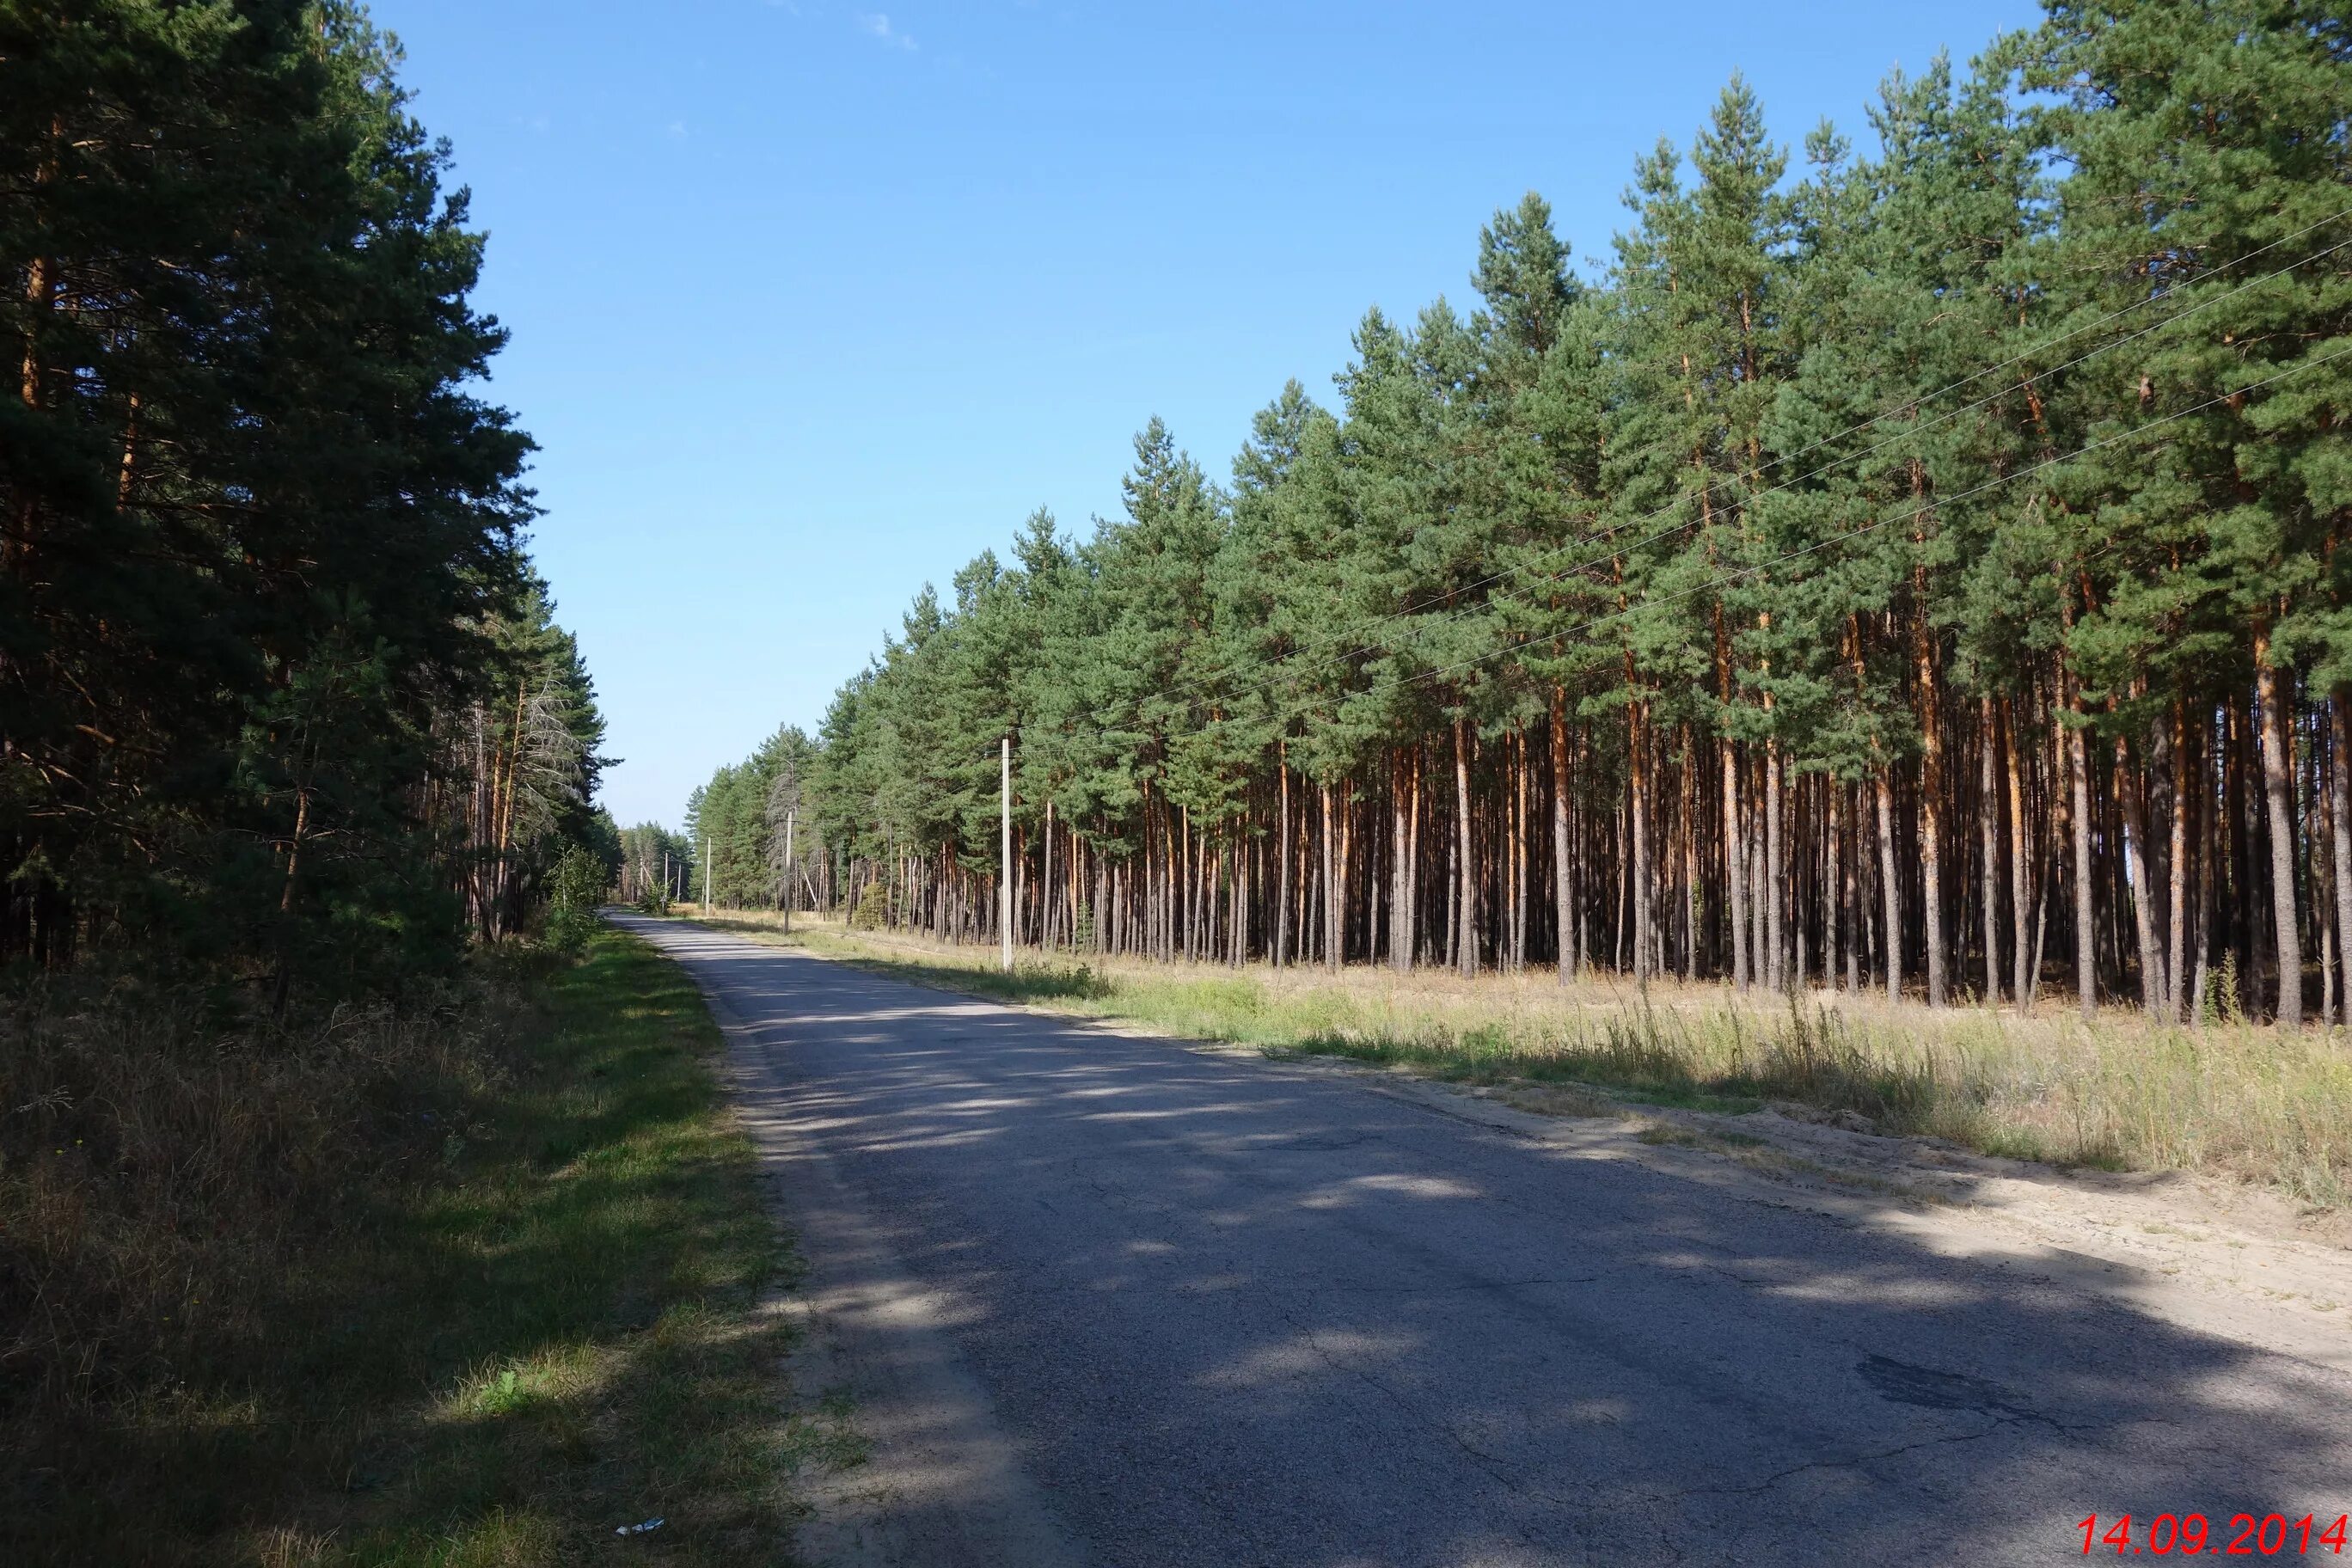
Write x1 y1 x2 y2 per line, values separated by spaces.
1272 1001 1969 1128
690 914 2164 1185
813 946 1114 1006
769 926 1998 1147
4 929 822 1568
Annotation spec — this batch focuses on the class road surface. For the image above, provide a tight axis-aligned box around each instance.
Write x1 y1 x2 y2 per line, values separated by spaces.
609 915 2350 1567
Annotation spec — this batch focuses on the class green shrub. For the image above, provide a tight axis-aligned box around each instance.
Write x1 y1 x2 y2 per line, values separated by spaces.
542 847 606 956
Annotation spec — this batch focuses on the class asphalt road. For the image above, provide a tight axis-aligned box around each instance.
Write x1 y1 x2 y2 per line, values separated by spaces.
610 916 2352 1567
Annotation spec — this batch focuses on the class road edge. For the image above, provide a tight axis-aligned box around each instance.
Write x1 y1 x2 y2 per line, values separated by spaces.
607 913 1095 1568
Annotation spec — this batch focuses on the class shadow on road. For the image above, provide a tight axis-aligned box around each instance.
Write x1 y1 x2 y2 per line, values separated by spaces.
627 915 2349 1568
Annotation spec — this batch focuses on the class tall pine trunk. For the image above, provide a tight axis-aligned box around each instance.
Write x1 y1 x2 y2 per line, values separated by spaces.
1764 737 1784 990
2006 697 2035 1009
1321 781 1339 974
2067 679 2097 1021
1830 778 1848 991
1274 747 1291 969
2255 628 2300 1026
1631 703 1653 983
2168 702 2193 1021
1912 536 1947 1007
1875 764 1900 1003
1455 718 1476 977
1382 747 1401 968
2117 730 2165 1015
1979 696 2002 1004
1512 729 1529 973
2332 696 2352 1026
1722 738 1747 987
1918 689 1946 1007
1553 689 1574 985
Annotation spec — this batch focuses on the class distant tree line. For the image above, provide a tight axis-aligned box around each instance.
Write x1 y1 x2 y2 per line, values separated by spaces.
3 2 611 993
695 0 2352 1023
673 726 830 913
615 821 695 909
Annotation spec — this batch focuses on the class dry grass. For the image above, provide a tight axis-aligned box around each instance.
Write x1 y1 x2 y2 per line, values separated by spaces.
1 928 822 1566
689 908 2352 1209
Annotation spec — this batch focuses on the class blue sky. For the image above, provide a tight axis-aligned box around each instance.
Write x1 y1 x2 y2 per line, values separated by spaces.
376 0 2043 830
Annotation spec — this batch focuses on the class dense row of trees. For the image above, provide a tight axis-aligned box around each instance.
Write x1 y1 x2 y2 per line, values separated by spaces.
674 725 829 910
3 2 609 990
695 0 2352 1023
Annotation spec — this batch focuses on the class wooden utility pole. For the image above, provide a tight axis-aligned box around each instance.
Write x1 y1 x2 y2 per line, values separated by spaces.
1001 735 1014 973
782 809 796 934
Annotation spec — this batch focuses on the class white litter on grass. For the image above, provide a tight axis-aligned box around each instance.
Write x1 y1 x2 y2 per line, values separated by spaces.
616 1516 665 1536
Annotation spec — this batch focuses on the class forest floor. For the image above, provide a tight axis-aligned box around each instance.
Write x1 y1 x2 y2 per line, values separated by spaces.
677 906 2352 1365
3 928 859 1567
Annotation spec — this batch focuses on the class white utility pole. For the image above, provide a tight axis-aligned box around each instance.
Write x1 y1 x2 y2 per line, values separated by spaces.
702 835 711 911
1001 734 1014 973
781 809 796 934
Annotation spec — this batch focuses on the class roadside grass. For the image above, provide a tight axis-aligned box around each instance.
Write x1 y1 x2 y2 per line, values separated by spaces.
684 908 2352 1208
2 927 818 1566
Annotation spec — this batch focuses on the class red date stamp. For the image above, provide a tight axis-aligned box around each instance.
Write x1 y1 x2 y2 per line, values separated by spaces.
2079 1513 2349 1555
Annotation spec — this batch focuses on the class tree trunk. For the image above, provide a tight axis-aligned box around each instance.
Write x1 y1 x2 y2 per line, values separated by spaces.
1321 781 1339 974
2167 702 2192 1021
2255 630 2300 1026
2333 696 2352 1026
1749 806 1766 991
1512 728 1529 973
1919 696 1947 1008
1552 690 1573 985
1830 777 1848 992
2068 699 2096 1021
1681 729 1700 983
1630 703 1653 983
1795 772 1812 989
2116 730 2165 1015
1455 718 1477 977
1765 738 1784 991
1408 744 1423 967
1391 749 1412 972
1979 696 2002 1005
2006 698 2034 1009
1876 766 1901 1003
1723 738 1748 987
1275 747 1291 969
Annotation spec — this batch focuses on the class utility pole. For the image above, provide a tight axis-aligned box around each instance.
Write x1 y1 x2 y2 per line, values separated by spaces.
1001 734 1014 973
781 809 796 934
702 834 711 912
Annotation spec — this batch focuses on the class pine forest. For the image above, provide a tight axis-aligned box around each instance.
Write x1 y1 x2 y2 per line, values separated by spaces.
3 3 615 991
692 5 2352 1026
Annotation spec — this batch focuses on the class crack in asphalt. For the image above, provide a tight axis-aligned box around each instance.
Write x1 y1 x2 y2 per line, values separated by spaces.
1277 1293 1590 1507
1660 1416 2020 1502
1275 1291 1595 1562
1657 1399 2117 1508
